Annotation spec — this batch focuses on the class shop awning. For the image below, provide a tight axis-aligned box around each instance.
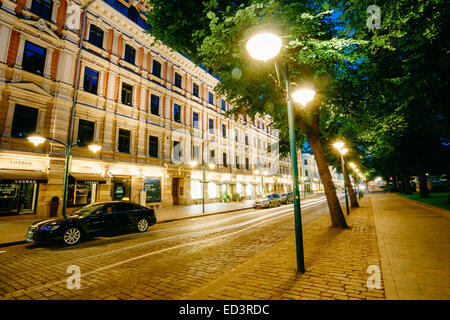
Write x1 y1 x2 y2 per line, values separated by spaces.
0 169 48 184
70 173 106 184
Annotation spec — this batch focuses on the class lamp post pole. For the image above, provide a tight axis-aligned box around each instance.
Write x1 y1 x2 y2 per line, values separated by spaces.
202 161 205 214
279 64 305 273
340 153 350 216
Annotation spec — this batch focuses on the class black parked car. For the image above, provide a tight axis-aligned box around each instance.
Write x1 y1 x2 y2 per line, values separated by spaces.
280 192 294 204
26 201 157 246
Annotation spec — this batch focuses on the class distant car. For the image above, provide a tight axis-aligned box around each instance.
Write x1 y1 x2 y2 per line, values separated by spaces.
280 192 294 204
253 193 281 208
26 201 157 246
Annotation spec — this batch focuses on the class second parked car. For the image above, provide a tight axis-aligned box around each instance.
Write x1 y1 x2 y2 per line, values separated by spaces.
280 192 294 204
26 201 157 246
253 193 281 208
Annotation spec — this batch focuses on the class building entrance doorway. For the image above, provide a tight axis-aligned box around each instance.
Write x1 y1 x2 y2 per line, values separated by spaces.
172 178 179 205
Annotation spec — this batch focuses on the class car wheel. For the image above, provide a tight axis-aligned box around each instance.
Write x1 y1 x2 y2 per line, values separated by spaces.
137 218 149 232
63 227 82 246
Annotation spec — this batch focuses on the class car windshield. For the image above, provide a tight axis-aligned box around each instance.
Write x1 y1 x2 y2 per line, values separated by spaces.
68 203 104 217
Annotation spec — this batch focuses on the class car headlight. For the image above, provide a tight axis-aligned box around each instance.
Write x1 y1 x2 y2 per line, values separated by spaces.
42 224 60 231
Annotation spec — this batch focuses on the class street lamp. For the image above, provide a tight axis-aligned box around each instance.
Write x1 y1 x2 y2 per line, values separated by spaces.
190 160 215 213
246 32 306 273
333 141 350 216
27 134 102 220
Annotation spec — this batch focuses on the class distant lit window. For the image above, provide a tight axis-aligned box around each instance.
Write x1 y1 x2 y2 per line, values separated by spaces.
83 67 98 94
88 25 104 48
121 83 133 106
174 73 182 88
192 112 199 128
174 104 181 123
152 60 161 78
118 129 130 153
150 94 159 115
77 119 95 147
22 41 46 75
11 105 38 138
208 92 214 104
124 44 136 64
30 0 53 21
193 83 199 97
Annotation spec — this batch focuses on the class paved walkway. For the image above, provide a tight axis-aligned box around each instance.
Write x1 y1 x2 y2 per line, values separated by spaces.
184 194 384 300
182 192 450 300
372 192 450 300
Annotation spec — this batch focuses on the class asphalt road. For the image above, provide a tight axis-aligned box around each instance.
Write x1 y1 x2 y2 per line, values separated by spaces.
0 194 344 300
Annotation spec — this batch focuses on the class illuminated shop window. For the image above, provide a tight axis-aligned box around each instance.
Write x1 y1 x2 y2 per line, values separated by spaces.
190 180 202 199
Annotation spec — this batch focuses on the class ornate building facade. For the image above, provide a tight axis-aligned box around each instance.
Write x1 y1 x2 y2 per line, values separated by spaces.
0 0 294 217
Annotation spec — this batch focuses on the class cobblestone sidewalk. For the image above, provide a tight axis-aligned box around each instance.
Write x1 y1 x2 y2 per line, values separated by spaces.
185 196 385 300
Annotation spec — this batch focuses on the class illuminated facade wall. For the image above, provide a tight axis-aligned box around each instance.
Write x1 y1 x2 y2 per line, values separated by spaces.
0 0 288 217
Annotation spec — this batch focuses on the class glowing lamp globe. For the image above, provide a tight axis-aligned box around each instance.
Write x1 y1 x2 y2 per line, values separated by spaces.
292 88 316 106
88 144 102 153
27 135 46 146
246 33 282 62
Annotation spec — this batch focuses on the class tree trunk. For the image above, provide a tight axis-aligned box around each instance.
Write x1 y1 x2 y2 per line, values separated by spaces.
418 170 430 198
344 166 359 207
306 131 348 228
403 171 412 195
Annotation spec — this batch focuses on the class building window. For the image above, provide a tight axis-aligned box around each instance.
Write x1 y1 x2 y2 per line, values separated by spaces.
221 99 226 111
245 157 249 170
118 129 130 153
222 124 226 138
148 136 158 158
124 44 136 65
210 149 215 162
83 67 99 94
88 25 104 48
128 5 139 23
190 180 202 199
173 141 181 162
209 119 214 134
305 169 309 177
174 73 182 88
192 145 200 161
192 112 199 129
152 60 161 78
304 160 308 165
121 83 133 106
77 119 95 147
235 129 238 142
208 92 214 105
245 134 249 145
30 0 53 21
174 104 181 123
236 156 240 169
67 176 95 207
193 83 199 97
150 94 159 115
223 153 227 167
22 41 46 76
11 105 38 138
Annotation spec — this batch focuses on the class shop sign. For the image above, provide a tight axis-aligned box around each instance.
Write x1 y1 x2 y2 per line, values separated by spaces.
78 180 106 185
0 159 47 170
144 178 161 203
0 184 18 198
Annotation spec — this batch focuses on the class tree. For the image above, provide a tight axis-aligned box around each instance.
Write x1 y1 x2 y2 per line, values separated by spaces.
326 0 449 198
147 0 366 228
